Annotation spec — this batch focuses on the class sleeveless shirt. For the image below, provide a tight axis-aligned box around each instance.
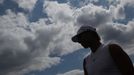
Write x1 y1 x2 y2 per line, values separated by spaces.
84 44 121 75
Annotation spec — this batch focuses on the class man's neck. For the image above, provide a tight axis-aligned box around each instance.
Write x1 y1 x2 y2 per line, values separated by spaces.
90 42 102 53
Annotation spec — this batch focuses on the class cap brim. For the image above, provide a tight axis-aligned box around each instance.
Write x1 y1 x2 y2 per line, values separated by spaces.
72 35 79 42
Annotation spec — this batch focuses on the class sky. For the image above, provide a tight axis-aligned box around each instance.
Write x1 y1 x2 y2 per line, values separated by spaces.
0 0 134 75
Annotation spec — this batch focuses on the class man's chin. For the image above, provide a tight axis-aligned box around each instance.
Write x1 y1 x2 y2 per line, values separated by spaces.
81 44 89 48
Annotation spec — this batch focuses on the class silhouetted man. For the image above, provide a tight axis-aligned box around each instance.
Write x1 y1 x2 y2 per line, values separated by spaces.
72 25 134 75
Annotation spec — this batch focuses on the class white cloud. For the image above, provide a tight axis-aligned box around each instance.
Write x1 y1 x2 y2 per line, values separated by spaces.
43 1 81 56
44 1 74 23
0 0 4 4
0 9 31 38
0 10 62 75
1 0 134 75
0 1 82 74
72 1 134 60
57 69 83 75
109 0 134 20
120 0 134 6
13 0 37 11
43 0 134 60
110 5 125 20
75 4 112 27
14 57 61 75
98 21 134 55
75 0 99 7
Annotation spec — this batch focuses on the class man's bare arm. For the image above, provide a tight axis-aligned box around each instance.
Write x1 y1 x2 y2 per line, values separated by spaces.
109 44 134 75
83 59 88 75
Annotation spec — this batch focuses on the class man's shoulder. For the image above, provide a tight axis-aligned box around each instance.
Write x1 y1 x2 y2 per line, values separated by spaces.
83 52 92 62
108 43 129 60
108 43 123 53
104 41 121 48
84 53 90 59
108 43 121 47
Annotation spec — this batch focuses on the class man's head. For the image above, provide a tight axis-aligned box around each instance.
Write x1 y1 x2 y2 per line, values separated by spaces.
72 26 100 48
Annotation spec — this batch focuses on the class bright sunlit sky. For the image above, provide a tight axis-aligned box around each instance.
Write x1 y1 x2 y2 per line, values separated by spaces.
0 0 134 75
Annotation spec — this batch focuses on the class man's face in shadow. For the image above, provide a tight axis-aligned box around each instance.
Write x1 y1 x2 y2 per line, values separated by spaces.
77 31 97 48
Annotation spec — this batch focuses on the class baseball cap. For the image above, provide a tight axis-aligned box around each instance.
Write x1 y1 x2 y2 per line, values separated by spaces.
72 25 96 42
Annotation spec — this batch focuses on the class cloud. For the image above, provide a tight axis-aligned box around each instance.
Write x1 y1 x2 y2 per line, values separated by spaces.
0 32 30 75
79 0 99 7
108 0 134 22
92 0 134 55
43 0 134 64
73 1 134 58
0 1 82 74
120 0 134 6
110 5 125 20
0 9 28 28
57 69 83 75
75 4 112 27
0 0 4 4
96 20 134 56
43 1 81 56
44 1 74 23
13 0 37 11
0 9 63 75
1 0 134 75
129 54 134 64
